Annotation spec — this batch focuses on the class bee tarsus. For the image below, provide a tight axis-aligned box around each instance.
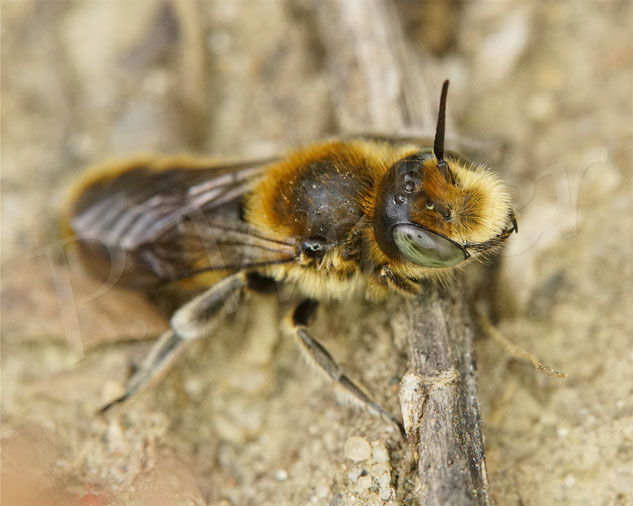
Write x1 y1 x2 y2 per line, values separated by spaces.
98 329 183 414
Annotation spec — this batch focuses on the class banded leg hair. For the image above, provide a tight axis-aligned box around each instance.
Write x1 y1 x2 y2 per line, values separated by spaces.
290 299 406 438
99 272 246 413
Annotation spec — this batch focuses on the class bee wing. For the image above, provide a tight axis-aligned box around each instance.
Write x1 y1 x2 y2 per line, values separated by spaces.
140 214 297 282
69 156 296 288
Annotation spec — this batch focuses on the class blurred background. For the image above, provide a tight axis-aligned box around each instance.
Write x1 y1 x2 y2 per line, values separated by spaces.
2 1 632 504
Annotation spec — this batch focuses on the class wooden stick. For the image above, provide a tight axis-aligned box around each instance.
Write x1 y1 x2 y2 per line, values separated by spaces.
316 1 491 504
401 285 490 505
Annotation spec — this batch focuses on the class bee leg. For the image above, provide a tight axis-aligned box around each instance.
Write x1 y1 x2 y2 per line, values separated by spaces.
290 299 406 439
99 272 246 413
98 329 181 413
245 272 278 294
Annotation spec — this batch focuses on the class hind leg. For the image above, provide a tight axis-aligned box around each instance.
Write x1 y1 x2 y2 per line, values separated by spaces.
99 272 246 413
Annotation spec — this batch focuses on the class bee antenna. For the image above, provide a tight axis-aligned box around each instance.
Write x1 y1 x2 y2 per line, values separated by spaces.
433 80 455 184
434 80 449 162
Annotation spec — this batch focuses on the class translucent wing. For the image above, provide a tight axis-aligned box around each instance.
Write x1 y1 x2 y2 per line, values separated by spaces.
68 156 297 289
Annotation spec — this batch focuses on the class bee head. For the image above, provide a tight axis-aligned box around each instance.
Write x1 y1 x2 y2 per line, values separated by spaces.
372 80 517 268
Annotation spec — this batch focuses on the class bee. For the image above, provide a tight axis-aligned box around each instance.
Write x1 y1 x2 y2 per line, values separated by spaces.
64 81 517 437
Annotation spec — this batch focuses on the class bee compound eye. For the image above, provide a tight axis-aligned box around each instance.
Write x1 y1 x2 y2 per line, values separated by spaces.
392 224 466 267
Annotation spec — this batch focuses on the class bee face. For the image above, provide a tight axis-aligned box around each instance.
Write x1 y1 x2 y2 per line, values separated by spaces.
373 150 470 267
372 80 516 270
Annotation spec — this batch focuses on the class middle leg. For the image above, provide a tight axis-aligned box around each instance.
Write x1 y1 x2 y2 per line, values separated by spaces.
289 299 406 438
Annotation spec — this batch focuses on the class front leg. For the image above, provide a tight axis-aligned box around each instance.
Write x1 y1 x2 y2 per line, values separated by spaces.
289 299 406 438
367 264 422 299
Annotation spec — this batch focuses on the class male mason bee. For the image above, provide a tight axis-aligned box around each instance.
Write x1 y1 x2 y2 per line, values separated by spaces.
65 81 517 437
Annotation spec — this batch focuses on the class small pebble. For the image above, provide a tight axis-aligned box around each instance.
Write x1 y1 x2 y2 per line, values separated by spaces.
379 486 394 501
372 442 389 463
348 468 361 484
314 480 329 499
275 469 288 482
344 436 371 462
357 475 372 491
378 472 391 489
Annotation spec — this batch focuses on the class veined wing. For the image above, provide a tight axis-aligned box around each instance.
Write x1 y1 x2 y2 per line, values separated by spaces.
68 155 297 288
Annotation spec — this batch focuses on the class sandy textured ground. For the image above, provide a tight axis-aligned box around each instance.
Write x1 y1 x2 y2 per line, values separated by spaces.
2 1 632 505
